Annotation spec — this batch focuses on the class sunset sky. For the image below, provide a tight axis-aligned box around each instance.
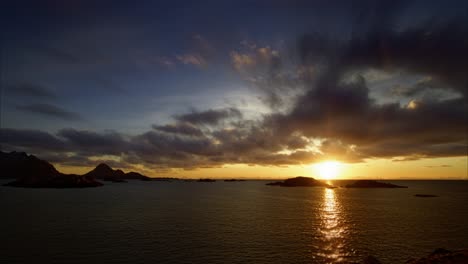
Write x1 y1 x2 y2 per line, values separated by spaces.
1 0 467 179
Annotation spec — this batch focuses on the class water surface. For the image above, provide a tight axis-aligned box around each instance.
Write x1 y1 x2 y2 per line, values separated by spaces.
1 180 467 263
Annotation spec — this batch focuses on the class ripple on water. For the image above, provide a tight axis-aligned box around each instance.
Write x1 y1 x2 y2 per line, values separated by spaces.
316 188 355 263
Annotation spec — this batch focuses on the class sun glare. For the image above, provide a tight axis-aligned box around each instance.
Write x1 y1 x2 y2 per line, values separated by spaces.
314 161 342 180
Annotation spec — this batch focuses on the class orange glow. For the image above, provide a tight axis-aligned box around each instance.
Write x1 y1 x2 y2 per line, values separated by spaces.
54 156 467 180
314 161 342 180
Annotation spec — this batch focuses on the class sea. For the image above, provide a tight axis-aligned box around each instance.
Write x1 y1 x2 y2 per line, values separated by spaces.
1 180 467 264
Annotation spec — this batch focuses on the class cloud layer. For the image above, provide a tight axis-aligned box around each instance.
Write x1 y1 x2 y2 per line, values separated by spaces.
1 1 467 173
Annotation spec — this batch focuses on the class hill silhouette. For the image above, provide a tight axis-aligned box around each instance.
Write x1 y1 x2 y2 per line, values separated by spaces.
1 151 102 188
266 176 330 187
1 151 151 188
345 180 407 188
84 163 150 182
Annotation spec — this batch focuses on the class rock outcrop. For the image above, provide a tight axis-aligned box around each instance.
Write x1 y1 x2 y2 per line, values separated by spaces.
345 180 407 188
197 178 216 182
1 151 102 188
266 176 330 187
83 163 151 182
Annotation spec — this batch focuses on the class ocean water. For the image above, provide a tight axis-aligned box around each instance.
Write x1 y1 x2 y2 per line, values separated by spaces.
1 180 467 264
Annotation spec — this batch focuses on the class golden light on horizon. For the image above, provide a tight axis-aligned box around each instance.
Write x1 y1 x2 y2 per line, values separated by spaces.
314 161 342 180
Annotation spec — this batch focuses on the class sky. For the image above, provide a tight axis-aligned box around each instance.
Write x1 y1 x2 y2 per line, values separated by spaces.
0 0 467 179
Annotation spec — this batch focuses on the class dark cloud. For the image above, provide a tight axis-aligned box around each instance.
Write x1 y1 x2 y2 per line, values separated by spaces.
0 124 321 170
1 1 467 172
273 28 467 162
175 108 242 126
57 129 127 156
6 83 56 99
42 152 128 169
152 123 204 137
16 103 83 121
0 128 65 151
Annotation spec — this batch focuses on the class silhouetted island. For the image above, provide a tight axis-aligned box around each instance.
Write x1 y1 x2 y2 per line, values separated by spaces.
84 163 150 182
1 151 102 188
197 178 216 182
414 194 439 198
266 176 330 187
1 151 157 188
345 180 407 188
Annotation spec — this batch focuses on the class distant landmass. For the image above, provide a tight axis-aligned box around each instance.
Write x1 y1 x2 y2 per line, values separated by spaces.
83 163 151 182
345 180 407 188
266 176 330 187
197 178 216 182
414 194 438 198
1 151 102 188
0 151 151 188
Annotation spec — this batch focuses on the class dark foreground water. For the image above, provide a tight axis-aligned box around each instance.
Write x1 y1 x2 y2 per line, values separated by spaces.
1 180 467 264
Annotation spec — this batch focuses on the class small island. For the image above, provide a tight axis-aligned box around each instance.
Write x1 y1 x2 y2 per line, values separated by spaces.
266 176 330 187
197 178 216 182
345 180 407 188
414 194 439 198
84 163 151 182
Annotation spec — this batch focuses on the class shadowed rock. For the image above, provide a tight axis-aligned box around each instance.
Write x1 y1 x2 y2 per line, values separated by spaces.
197 178 216 182
266 176 330 187
84 163 150 182
1 151 102 188
345 180 407 188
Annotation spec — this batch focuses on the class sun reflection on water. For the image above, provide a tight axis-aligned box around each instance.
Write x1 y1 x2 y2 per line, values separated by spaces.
318 188 348 263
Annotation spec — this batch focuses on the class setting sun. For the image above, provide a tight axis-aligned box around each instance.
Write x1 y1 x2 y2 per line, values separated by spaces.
314 161 342 180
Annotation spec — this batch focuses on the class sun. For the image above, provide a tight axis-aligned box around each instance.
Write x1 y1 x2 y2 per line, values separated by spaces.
314 161 342 180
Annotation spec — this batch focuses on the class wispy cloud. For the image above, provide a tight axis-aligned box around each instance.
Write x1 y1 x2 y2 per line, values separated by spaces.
175 53 207 68
230 45 279 72
16 103 83 121
6 83 57 99
175 108 242 126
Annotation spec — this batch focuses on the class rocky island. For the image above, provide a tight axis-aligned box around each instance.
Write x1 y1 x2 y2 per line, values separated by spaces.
1 151 152 188
266 176 330 187
197 178 216 182
84 163 151 182
1 151 102 188
345 180 407 188
414 194 439 198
